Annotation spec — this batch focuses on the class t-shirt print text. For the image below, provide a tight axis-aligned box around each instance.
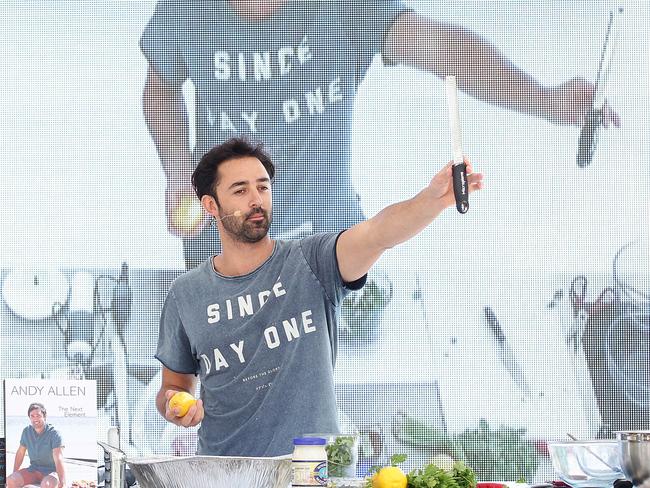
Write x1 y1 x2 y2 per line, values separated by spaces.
200 280 318 377
199 309 316 376
213 35 313 82
207 35 344 130
242 366 280 391
206 280 287 324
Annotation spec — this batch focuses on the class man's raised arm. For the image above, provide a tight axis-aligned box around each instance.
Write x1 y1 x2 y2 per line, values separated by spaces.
336 160 483 283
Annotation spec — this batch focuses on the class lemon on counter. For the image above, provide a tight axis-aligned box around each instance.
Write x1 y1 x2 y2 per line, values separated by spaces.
372 466 407 488
169 391 197 417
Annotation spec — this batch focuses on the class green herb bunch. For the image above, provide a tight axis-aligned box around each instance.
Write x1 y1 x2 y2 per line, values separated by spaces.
407 461 477 488
454 420 539 481
365 455 476 488
394 413 539 482
326 436 358 478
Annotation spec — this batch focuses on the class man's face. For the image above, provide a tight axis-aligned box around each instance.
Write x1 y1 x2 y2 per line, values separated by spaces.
215 156 272 243
29 409 46 431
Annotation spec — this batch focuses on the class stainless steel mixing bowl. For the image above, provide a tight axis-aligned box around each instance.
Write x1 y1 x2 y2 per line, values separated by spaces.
616 431 650 488
127 454 292 488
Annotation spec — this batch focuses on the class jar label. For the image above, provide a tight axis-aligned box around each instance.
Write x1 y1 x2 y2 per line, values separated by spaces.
291 460 328 486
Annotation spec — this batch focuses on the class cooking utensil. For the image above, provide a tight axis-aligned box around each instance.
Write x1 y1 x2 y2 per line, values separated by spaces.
568 275 618 351
566 433 618 472
548 440 624 488
445 75 469 213
127 454 292 488
567 275 610 438
483 307 531 396
577 7 623 168
616 431 650 488
605 304 650 408
613 239 650 306
2 268 69 321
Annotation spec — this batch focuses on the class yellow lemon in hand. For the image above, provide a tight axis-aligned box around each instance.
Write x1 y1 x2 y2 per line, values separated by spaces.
169 392 197 417
372 466 407 488
172 196 203 234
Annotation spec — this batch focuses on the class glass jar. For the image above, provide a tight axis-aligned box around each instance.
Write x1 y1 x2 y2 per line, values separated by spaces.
304 432 360 478
292 437 328 486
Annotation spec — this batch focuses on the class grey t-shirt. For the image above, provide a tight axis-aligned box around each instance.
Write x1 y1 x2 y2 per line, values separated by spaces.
156 232 366 456
19 424 63 474
140 0 406 234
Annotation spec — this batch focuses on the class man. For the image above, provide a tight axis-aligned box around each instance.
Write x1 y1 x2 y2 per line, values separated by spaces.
155 137 483 456
7 403 66 488
141 0 618 268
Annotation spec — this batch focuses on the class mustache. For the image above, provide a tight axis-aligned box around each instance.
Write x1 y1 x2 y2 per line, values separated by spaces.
246 208 266 219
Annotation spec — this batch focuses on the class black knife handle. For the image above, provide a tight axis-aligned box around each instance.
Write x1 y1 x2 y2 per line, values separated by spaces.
577 108 603 168
452 162 469 214
484 306 506 344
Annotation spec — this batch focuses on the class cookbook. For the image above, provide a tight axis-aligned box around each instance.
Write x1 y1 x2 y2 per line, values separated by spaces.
4 378 97 488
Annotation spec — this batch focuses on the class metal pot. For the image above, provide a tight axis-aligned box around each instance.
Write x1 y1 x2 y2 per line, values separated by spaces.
616 431 650 487
127 454 292 488
98 441 292 488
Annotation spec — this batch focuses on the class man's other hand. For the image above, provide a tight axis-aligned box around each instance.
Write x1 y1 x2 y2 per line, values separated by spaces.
164 389 205 427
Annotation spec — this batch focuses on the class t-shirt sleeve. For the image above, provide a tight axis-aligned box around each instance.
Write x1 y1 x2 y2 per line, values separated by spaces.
20 427 28 447
156 289 200 374
139 0 188 86
50 428 63 449
300 232 367 306
340 0 409 70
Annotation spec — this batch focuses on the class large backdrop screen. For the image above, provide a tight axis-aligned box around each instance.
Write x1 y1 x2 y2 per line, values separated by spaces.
1 0 649 482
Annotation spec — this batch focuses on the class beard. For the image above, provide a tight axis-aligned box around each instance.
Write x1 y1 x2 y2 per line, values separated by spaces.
220 206 271 243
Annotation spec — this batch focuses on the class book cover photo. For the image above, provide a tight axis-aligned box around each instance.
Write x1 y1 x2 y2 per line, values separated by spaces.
4 379 97 488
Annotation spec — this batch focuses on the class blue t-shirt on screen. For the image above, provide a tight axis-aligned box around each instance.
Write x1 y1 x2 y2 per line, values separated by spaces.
140 1 407 236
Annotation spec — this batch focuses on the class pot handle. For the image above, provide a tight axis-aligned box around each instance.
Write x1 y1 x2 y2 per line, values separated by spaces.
98 441 126 488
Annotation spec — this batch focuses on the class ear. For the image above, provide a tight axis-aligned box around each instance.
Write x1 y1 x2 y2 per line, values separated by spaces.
201 194 219 217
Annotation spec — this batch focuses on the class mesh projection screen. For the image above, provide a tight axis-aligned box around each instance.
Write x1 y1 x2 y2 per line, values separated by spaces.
1 0 649 483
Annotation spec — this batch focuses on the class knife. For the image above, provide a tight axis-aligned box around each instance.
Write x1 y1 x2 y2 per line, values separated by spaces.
484 306 532 396
577 7 623 168
445 75 469 213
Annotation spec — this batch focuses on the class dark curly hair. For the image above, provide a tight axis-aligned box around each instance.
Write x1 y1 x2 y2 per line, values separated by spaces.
192 137 275 203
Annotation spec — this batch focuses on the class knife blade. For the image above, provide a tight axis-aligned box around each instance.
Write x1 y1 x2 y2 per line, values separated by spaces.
445 75 469 213
484 306 532 396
